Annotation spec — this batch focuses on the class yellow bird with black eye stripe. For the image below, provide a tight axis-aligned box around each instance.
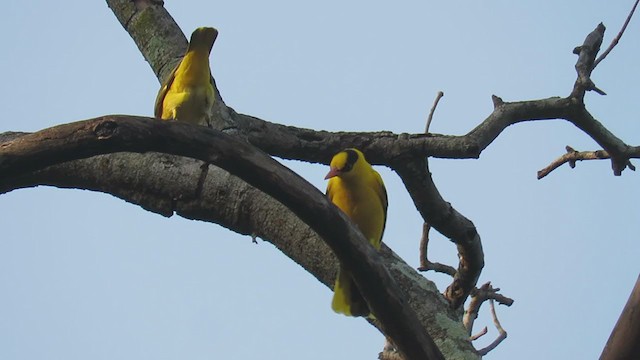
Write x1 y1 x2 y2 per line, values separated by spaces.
325 148 387 317
154 27 217 126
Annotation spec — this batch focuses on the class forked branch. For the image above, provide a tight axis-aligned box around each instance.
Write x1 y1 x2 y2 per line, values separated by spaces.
463 282 513 355
476 299 508 356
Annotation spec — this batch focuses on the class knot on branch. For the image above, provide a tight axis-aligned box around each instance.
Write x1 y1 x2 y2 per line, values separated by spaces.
445 282 466 308
94 120 119 140
133 0 164 10
491 95 504 109
612 157 635 176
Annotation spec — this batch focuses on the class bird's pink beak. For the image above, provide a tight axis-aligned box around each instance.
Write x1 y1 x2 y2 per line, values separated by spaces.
324 167 340 180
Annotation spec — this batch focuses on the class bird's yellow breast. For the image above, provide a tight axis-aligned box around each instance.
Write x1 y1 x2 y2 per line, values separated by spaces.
171 51 212 89
157 50 214 125
161 83 213 123
327 176 386 249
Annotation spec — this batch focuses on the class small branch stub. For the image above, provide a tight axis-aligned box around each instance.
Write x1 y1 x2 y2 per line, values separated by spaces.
94 120 119 139
470 327 488 341
425 91 445 134
491 95 504 109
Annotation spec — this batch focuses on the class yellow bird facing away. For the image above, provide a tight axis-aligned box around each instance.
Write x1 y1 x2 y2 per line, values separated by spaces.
325 148 388 317
154 27 218 126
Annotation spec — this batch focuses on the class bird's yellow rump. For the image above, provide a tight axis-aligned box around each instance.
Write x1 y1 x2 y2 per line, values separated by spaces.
325 148 387 317
154 27 218 126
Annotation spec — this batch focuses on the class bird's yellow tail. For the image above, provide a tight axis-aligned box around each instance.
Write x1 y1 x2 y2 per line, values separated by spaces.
331 268 370 317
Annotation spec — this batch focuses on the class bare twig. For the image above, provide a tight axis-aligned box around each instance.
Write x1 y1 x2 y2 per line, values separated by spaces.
418 222 430 266
464 282 490 333
417 222 457 276
463 282 514 335
477 299 508 356
594 0 640 68
465 282 511 355
470 327 488 341
537 145 637 179
425 91 444 133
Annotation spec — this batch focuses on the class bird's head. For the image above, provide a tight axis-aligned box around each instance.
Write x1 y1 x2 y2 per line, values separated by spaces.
189 27 218 53
325 148 365 180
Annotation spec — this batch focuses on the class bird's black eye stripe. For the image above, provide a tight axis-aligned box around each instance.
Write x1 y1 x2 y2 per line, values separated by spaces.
342 149 359 172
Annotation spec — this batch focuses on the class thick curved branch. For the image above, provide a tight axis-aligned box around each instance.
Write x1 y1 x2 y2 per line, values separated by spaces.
0 116 446 360
107 0 186 83
0 146 477 358
392 157 484 309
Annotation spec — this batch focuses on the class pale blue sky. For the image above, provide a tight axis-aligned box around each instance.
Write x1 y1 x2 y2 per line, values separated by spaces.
1 1 639 359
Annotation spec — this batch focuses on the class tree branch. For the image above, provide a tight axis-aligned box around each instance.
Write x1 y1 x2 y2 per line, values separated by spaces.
476 299 508 356
469 327 488 342
107 0 186 83
537 145 639 179
417 223 457 276
463 282 513 355
106 0 635 174
425 91 445 134
600 274 640 359
392 158 484 309
571 23 606 98
462 282 513 338
0 116 448 360
594 0 640 68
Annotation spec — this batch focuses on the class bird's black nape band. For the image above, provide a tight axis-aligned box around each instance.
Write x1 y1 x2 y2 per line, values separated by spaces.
342 149 359 172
